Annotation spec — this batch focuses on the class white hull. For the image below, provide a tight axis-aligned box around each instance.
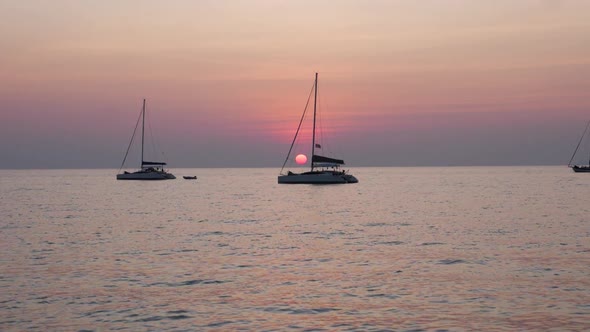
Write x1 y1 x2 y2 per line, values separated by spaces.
278 171 358 184
117 171 176 180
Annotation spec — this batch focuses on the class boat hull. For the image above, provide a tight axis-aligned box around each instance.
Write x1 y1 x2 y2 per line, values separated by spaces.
278 171 358 184
116 171 176 180
571 166 590 173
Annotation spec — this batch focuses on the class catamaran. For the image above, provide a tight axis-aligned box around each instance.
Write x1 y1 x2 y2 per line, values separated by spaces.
278 73 358 184
568 120 590 173
116 99 176 180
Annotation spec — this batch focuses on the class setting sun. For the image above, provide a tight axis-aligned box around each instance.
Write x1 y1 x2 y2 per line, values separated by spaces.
295 154 307 165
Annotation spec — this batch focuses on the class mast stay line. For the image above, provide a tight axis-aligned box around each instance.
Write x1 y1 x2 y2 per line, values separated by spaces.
279 82 316 175
568 120 590 167
118 104 144 172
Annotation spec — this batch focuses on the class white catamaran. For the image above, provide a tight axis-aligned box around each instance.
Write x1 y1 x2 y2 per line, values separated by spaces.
278 73 358 184
116 99 176 180
568 120 590 173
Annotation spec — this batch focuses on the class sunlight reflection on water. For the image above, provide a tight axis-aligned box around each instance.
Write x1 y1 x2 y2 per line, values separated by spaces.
0 167 589 330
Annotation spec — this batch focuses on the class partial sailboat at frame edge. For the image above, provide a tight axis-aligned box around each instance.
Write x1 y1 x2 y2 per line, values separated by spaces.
116 99 176 180
278 73 358 184
568 120 590 173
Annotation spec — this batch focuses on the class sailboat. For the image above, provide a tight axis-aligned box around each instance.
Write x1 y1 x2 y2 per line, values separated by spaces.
568 120 590 173
116 99 176 180
278 73 358 184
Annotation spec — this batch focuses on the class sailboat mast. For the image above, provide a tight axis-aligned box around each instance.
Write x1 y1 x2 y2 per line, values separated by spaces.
311 72 318 171
141 99 146 167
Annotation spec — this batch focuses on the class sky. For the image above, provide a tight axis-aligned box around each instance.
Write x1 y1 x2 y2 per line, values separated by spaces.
1 0 589 169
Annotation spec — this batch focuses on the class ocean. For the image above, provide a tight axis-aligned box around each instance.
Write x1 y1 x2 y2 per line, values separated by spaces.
1 166 588 331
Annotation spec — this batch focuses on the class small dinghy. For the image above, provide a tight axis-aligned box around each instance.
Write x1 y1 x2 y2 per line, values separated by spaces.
183 176 197 180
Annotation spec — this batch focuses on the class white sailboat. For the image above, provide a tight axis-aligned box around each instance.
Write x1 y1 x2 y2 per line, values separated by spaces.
568 120 590 173
116 99 176 180
278 73 358 184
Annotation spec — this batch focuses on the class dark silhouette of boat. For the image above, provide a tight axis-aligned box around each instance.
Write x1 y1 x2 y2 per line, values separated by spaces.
568 120 590 173
116 99 175 180
278 73 358 184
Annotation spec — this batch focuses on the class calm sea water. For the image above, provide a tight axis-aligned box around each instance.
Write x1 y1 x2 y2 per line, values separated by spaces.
1 167 589 331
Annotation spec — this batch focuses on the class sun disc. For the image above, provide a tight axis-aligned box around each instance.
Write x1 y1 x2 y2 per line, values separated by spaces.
295 154 307 165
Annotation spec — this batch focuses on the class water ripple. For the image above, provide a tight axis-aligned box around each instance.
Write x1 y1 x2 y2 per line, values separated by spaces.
145 279 230 287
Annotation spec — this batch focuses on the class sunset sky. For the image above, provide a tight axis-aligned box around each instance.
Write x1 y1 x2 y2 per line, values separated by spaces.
1 0 589 168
